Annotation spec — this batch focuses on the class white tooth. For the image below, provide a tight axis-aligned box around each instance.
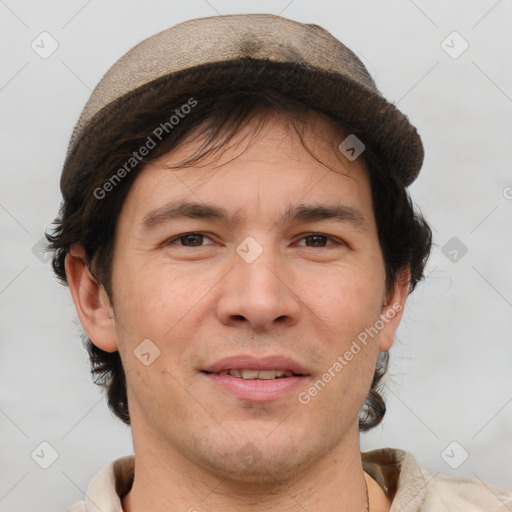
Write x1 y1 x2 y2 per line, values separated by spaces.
240 370 259 380
224 369 295 379
258 370 278 380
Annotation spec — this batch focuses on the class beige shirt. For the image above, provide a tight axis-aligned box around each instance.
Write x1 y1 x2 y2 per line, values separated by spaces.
66 448 512 511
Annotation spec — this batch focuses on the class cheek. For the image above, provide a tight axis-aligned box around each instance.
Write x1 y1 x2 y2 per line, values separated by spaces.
303 264 384 340
112 259 219 343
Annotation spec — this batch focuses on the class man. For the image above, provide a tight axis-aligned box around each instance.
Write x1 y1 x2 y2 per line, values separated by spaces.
48 13 511 511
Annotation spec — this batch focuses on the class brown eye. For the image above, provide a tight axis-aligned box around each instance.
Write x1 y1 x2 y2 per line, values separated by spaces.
179 234 204 246
168 233 213 247
299 234 333 247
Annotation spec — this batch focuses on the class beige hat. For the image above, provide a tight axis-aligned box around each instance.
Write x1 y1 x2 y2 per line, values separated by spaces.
61 13 423 196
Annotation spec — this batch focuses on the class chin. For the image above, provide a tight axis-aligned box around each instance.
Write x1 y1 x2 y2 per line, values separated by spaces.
192 432 328 486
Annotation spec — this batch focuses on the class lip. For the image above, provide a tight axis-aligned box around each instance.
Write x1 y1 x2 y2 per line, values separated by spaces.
201 355 310 376
204 373 306 401
201 355 310 402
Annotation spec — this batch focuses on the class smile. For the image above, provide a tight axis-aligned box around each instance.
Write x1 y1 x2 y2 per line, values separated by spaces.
214 369 297 380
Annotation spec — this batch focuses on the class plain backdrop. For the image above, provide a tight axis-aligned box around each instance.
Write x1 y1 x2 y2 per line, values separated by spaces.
1 1 511 511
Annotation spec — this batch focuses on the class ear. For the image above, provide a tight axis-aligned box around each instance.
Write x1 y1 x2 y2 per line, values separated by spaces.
65 244 119 353
378 270 410 352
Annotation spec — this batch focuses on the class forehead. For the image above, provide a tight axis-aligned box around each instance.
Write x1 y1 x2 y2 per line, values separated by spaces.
118 109 375 229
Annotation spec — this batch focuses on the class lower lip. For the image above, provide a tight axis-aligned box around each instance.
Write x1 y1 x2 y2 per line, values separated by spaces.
203 373 307 401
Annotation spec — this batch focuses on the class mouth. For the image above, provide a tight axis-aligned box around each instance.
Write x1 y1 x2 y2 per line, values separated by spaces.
203 369 301 380
201 355 310 401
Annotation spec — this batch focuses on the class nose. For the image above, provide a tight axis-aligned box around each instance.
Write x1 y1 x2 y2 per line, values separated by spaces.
215 241 301 332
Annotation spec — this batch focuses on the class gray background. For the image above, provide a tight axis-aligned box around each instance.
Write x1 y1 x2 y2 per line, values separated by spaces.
1 1 511 510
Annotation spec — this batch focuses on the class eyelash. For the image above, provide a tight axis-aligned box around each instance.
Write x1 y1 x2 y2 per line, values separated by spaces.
165 232 343 248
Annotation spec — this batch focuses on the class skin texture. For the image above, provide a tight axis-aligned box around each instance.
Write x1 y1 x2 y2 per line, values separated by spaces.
65 110 408 511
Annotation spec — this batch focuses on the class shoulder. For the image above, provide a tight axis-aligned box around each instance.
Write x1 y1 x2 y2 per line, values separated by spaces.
362 448 512 512
64 455 135 512
65 501 87 512
422 470 512 511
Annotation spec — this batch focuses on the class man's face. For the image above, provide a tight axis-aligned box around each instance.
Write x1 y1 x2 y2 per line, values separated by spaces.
105 111 403 481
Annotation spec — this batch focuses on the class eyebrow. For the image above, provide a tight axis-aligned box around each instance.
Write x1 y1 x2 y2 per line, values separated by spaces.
141 200 368 232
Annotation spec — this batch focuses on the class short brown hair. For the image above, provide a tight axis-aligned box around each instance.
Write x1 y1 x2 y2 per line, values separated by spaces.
47 87 432 430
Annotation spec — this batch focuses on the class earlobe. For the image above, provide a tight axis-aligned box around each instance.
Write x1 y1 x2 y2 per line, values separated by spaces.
65 244 119 353
378 271 410 352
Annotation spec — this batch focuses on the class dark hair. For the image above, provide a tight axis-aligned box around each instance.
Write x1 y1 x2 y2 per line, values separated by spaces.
47 87 431 431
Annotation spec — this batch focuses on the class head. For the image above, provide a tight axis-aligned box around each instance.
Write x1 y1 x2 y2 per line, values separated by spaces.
48 14 431 481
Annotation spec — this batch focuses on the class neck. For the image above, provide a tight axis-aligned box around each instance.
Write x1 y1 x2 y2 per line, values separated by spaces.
122 428 378 512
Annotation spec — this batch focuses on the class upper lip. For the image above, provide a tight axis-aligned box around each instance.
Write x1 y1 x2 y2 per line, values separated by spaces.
202 355 309 376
